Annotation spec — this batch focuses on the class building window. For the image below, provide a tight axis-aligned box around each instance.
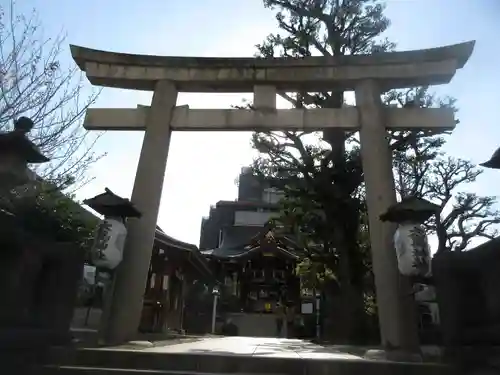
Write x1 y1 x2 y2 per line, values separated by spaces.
262 187 284 204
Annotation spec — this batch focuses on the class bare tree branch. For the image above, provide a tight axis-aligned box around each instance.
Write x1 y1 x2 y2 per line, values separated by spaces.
0 1 103 191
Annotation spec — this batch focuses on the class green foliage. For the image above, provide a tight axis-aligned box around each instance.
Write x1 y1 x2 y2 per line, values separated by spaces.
5 181 99 256
260 0 394 57
259 139 369 291
296 257 336 289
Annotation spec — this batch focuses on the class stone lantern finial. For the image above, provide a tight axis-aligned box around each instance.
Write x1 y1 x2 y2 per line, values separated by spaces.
14 116 35 133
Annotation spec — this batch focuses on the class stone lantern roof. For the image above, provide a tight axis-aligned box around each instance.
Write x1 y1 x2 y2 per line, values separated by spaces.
0 117 50 191
380 196 440 224
0 117 49 163
480 147 500 169
83 188 142 218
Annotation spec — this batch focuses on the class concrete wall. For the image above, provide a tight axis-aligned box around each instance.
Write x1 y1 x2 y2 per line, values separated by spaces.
228 313 280 337
234 211 277 227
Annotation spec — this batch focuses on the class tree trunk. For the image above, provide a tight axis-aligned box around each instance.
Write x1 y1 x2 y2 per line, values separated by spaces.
321 91 363 341
322 280 366 343
334 242 367 343
322 91 345 161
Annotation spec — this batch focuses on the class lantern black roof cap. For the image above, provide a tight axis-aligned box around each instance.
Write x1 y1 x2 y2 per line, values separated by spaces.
480 147 500 169
83 188 142 218
380 196 440 223
0 117 49 163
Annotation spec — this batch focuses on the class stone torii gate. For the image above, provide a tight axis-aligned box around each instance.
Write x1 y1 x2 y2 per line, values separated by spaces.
71 41 474 347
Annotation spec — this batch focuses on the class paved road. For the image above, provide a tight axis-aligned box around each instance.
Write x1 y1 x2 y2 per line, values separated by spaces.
143 336 364 359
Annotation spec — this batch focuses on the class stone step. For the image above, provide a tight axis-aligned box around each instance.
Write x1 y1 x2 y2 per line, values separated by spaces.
40 366 173 374
44 347 454 375
41 366 280 375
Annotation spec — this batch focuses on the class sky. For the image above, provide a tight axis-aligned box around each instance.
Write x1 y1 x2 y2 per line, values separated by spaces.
5 0 500 247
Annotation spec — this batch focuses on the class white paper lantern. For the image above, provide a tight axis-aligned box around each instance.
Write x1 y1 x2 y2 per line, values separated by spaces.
394 223 431 277
83 264 97 285
91 218 127 269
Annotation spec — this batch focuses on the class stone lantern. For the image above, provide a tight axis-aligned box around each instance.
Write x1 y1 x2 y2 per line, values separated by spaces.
0 117 49 192
380 196 440 278
83 188 141 270
480 147 500 169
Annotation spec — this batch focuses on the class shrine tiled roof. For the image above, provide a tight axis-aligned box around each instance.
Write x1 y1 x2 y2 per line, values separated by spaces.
201 225 302 260
200 226 261 258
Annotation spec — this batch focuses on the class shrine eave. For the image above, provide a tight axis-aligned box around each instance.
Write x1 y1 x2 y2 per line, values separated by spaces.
154 229 213 279
70 41 475 92
202 244 299 261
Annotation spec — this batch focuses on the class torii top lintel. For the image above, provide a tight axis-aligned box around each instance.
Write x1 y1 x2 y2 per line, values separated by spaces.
70 41 475 93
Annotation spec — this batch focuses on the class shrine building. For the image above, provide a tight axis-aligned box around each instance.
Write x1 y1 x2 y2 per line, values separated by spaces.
199 168 309 337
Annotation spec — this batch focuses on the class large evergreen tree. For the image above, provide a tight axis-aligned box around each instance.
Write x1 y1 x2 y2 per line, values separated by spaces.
250 0 499 342
252 0 396 342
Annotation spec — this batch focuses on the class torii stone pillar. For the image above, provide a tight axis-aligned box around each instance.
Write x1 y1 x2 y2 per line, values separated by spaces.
356 80 418 350
103 81 178 343
70 41 474 346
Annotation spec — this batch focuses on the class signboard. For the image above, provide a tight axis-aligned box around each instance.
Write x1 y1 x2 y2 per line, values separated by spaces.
301 303 313 314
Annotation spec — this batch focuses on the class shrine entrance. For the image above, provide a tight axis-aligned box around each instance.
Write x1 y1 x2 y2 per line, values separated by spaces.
71 41 474 347
202 226 301 337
